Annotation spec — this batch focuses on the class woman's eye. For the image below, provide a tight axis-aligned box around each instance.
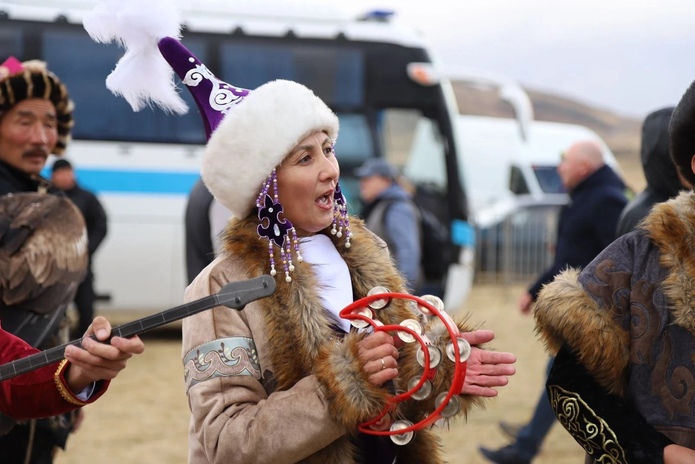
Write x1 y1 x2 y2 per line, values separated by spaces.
299 154 312 164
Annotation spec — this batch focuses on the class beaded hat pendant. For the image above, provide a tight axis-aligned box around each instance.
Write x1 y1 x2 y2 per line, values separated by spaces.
256 169 302 283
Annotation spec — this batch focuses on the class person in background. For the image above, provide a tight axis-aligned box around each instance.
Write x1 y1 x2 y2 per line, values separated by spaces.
184 177 233 285
533 79 695 463
615 106 684 237
0 55 144 464
356 158 422 292
51 159 108 338
184 178 214 284
480 139 628 464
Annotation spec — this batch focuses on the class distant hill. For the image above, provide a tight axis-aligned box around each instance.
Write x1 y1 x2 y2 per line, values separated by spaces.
451 82 642 158
450 81 645 190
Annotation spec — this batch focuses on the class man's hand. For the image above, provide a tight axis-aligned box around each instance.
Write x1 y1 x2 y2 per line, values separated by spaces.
518 292 533 315
64 316 145 394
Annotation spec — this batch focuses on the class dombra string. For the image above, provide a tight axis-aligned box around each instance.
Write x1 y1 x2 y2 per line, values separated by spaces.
339 288 471 446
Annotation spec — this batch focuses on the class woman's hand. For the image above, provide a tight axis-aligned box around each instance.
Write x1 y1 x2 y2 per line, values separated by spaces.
64 316 145 393
356 331 399 386
458 329 516 397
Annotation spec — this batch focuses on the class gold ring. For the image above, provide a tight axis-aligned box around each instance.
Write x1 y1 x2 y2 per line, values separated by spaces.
381 358 386 370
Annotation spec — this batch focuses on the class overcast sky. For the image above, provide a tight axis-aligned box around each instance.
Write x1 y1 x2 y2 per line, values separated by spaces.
340 0 695 119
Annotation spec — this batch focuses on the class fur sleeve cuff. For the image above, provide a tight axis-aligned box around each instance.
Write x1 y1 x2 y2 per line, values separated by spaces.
534 268 630 396
313 333 390 429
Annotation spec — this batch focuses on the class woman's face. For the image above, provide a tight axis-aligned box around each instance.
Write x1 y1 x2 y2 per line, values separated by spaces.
276 131 340 235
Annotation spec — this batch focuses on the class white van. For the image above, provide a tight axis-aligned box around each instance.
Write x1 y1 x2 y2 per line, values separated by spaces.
456 115 624 227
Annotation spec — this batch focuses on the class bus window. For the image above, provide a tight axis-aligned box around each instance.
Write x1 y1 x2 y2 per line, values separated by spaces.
381 109 449 220
0 26 22 57
509 165 530 194
333 113 374 208
402 117 447 192
42 27 206 144
219 41 364 108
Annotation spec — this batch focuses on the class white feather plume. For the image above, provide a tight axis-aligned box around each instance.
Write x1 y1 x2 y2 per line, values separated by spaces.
83 0 189 114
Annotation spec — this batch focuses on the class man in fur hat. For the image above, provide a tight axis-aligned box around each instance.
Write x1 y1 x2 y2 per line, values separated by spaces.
533 81 695 462
0 56 145 463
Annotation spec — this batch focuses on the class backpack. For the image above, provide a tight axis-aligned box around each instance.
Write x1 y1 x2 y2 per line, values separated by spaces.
416 205 451 280
373 199 451 281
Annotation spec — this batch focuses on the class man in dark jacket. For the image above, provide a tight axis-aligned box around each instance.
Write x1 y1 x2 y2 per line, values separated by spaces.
51 159 108 337
480 139 628 464
615 106 685 237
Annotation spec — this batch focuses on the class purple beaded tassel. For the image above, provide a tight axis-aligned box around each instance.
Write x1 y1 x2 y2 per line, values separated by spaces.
256 169 302 282
330 182 351 248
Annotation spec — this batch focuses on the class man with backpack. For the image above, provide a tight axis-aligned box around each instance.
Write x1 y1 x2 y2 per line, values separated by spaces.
356 158 449 297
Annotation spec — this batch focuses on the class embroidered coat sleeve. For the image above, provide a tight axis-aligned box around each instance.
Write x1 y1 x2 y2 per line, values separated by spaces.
0 327 107 419
182 262 348 464
534 234 673 464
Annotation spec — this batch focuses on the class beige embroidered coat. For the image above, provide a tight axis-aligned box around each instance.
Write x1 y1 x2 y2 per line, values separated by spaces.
182 217 481 464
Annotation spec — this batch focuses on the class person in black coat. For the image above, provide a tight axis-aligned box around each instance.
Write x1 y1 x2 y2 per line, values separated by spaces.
615 106 685 237
51 159 108 338
184 177 215 284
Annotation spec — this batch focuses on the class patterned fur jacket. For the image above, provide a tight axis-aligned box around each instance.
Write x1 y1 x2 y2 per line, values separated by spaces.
182 216 481 464
535 191 695 464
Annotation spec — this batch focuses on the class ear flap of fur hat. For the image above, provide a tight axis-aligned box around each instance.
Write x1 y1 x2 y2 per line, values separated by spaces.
670 80 695 188
201 79 339 220
0 58 74 155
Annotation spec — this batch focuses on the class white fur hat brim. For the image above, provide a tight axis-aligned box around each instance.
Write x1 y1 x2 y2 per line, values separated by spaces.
201 79 339 220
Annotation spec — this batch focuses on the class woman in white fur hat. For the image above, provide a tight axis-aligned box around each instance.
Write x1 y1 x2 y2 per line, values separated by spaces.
181 78 516 464
84 4 517 462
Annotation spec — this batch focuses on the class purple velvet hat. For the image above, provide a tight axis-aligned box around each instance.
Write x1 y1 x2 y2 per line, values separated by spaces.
157 37 250 140
84 1 339 219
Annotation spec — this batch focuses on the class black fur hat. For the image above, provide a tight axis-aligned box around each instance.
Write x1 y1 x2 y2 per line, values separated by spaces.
0 58 74 155
669 80 695 187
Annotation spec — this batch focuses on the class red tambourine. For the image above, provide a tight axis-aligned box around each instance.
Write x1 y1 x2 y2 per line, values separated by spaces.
339 288 470 445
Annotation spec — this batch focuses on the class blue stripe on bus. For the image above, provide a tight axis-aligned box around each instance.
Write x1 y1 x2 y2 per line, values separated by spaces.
41 168 199 195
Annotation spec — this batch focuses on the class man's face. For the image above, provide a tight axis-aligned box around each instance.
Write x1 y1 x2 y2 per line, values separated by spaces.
51 167 76 190
359 175 390 203
0 98 58 175
557 147 587 191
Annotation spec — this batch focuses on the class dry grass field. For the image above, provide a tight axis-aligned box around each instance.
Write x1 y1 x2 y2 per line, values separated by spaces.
53 153 645 464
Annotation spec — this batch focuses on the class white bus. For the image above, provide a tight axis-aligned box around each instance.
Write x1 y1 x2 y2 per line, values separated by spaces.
0 0 475 315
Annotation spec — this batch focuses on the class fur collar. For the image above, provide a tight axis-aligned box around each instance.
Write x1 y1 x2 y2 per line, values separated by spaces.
220 216 409 390
641 190 695 334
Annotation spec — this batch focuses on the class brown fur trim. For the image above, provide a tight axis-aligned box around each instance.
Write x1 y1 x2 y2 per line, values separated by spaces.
398 428 445 464
314 333 391 428
642 192 695 335
220 216 483 454
534 269 630 396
